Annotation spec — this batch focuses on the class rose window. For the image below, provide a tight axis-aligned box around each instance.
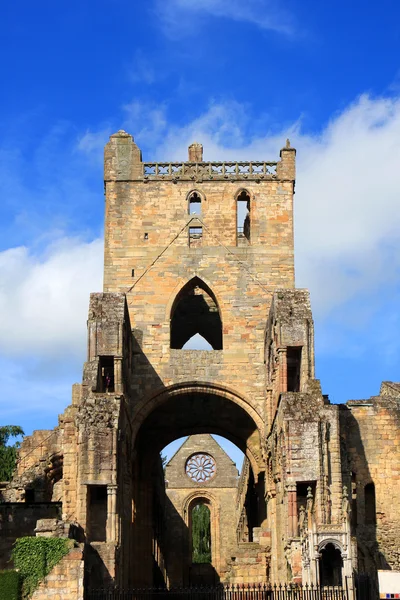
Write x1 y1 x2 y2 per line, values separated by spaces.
185 453 216 483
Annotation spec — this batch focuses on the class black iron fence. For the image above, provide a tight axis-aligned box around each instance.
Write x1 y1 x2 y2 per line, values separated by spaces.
87 583 353 600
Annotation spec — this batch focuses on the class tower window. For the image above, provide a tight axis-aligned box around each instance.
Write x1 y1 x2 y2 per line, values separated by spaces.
98 356 115 393
188 191 202 215
236 190 250 245
189 227 203 247
287 347 302 392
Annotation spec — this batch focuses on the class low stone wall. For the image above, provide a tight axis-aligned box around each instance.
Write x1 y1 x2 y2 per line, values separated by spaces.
0 502 62 569
31 544 84 600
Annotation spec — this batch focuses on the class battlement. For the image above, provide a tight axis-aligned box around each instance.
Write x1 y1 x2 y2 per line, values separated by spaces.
104 130 296 182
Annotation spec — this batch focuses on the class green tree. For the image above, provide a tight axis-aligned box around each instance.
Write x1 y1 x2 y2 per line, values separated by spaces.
192 503 211 563
0 426 24 481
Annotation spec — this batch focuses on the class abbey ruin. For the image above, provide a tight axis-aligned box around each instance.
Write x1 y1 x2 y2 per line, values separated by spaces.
1 131 399 598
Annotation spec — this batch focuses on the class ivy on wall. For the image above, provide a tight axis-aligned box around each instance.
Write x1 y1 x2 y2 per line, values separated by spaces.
0 569 21 600
12 537 73 599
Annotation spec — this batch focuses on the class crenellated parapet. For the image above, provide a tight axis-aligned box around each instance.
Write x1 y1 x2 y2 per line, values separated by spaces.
104 130 295 183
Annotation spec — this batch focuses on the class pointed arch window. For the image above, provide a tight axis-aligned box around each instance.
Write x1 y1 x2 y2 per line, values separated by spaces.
236 190 250 245
170 277 223 350
188 191 202 215
191 502 211 564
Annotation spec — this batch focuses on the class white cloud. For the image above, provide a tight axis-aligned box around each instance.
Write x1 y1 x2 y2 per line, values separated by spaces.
77 127 112 160
123 101 168 148
128 50 157 85
156 0 294 38
0 237 103 357
135 95 400 319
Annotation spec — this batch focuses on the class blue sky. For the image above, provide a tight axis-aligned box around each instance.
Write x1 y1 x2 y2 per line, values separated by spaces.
1 0 400 465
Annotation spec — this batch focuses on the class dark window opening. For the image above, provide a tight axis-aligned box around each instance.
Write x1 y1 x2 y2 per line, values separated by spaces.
365 482 376 525
287 346 302 392
188 192 202 215
191 502 211 564
319 543 343 587
170 277 223 349
87 485 107 542
297 481 316 516
144 232 149 240
99 356 114 393
237 190 250 245
189 227 203 247
25 488 35 503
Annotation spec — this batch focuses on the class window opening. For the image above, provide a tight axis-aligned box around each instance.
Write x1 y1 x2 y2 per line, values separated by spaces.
365 482 376 525
189 227 203 247
287 347 302 392
297 481 316 516
188 192 202 215
191 502 211 563
170 278 223 349
236 190 250 245
99 356 114 393
87 485 107 542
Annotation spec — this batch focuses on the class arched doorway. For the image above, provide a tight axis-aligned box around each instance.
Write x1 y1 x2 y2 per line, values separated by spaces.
127 383 265 587
319 543 343 587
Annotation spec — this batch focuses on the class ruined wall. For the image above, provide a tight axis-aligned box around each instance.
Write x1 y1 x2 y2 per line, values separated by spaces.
266 387 344 583
340 382 400 571
164 435 239 585
103 132 296 427
0 503 61 569
30 545 84 600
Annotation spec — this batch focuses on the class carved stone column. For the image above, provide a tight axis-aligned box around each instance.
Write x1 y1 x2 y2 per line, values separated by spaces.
277 347 287 394
107 484 118 542
114 357 123 394
287 483 298 537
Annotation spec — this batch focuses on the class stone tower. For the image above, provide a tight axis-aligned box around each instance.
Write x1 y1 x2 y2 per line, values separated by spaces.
3 131 400 596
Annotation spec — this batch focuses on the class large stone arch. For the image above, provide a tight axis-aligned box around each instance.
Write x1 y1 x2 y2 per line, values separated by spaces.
132 382 265 475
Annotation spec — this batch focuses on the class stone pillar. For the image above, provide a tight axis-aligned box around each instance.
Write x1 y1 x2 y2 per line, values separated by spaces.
114 356 123 394
188 142 203 162
278 347 288 394
104 130 142 181
277 139 296 180
287 484 298 537
107 485 118 542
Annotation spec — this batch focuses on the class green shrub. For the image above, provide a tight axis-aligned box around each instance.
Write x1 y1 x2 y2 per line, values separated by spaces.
0 569 21 600
12 537 72 599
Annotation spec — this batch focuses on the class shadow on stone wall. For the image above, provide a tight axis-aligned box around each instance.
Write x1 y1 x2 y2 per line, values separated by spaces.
340 406 387 593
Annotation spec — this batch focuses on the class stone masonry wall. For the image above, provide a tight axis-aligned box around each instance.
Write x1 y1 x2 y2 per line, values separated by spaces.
30 545 84 600
103 132 296 431
341 385 400 571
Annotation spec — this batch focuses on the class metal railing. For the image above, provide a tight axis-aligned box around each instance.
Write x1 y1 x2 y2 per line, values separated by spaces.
86 583 351 600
